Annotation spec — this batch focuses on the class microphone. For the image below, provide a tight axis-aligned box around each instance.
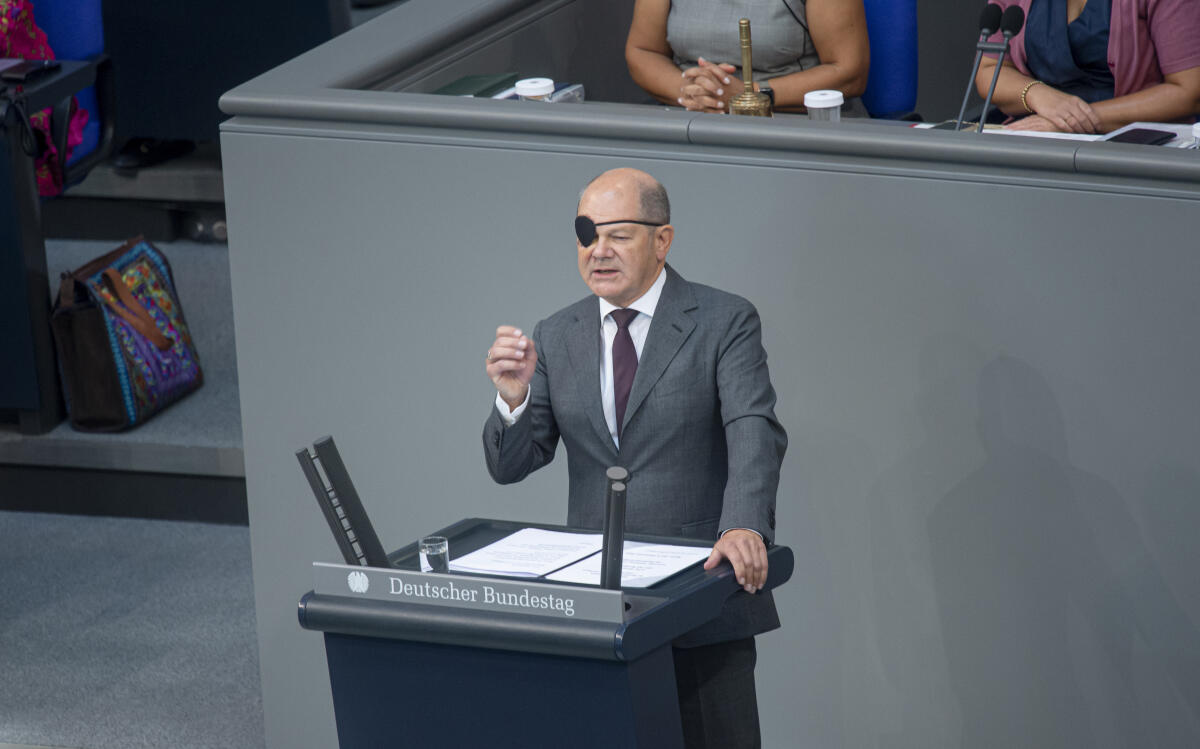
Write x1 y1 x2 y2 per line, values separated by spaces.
600 466 629 590
1000 6 1026 38
979 3 1003 35
977 6 1026 133
954 4 1003 131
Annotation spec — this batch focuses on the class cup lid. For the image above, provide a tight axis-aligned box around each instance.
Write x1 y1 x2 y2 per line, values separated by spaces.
515 78 555 97
804 89 845 108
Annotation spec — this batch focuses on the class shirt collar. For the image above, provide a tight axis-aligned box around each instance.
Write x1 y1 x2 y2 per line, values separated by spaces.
598 266 667 322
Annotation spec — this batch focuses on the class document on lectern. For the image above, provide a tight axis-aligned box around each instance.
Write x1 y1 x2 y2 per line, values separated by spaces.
546 541 712 588
448 528 603 577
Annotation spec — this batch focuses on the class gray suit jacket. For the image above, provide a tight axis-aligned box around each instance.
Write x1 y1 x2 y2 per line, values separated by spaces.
483 265 787 646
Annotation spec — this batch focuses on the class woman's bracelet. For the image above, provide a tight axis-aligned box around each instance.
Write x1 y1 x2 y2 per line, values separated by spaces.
1020 80 1044 114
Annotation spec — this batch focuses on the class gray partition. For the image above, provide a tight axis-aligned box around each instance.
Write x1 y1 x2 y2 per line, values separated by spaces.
221 2 1200 747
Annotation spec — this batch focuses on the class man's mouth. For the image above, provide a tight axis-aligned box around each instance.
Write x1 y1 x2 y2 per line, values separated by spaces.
592 268 619 277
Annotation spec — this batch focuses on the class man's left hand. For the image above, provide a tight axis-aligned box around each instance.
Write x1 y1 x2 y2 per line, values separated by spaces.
704 529 768 593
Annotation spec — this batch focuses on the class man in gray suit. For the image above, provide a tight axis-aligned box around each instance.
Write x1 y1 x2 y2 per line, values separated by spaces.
483 168 786 749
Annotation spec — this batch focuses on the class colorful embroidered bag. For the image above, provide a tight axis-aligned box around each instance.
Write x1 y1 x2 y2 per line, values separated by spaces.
51 237 203 431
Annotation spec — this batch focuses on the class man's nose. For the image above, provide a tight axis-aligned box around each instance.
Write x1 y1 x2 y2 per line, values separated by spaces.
592 237 615 256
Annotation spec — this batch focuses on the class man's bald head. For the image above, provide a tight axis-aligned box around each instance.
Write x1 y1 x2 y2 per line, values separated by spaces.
578 168 670 225
575 168 674 307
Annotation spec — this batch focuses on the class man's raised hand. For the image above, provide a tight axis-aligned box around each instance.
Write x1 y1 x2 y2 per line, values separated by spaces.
486 325 537 410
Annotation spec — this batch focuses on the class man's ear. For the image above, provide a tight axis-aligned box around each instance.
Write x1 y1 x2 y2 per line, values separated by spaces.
655 224 674 262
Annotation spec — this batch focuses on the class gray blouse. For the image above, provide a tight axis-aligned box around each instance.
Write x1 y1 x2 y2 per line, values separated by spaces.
666 0 867 116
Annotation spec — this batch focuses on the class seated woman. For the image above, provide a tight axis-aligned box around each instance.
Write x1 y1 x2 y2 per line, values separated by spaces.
976 0 1200 133
626 0 871 116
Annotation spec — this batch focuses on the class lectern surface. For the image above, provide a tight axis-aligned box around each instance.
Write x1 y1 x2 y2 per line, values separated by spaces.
300 518 794 662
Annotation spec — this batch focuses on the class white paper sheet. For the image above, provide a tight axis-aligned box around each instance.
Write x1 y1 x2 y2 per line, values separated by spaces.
444 528 603 577
981 128 1102 141
545 541 712 588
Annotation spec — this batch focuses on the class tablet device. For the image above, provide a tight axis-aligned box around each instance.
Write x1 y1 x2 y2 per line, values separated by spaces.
1105 127 1174 146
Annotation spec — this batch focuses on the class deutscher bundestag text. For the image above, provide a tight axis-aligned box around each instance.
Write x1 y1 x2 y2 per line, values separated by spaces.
389 577 575 617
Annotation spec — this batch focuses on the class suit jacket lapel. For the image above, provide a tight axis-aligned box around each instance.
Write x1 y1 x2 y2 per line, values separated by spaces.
564 298 616 453
622 266 697 434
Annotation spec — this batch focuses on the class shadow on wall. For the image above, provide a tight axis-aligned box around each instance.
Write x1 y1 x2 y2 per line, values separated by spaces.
928 355 1200 747
866 335 990 747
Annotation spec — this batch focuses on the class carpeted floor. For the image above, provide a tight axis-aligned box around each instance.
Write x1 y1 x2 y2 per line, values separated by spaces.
0 511 265 749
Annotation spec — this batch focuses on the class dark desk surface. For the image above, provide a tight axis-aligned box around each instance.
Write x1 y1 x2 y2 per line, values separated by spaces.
1 60 95 112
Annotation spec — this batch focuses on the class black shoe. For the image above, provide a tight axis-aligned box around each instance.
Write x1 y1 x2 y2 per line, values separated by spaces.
111 138 195 171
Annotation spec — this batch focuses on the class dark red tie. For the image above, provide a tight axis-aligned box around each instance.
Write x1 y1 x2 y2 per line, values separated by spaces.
610 308 639 440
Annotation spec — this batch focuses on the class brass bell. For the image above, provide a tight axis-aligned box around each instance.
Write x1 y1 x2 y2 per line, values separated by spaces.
728 19 772 117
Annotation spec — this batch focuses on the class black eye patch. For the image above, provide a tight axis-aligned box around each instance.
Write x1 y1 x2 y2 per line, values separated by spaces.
575 215 597 247
575 216 665 246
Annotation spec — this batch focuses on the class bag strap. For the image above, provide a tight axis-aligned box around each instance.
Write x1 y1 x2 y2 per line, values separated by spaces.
67 235 146 284
58 235 147 308
57 273 80 309
99 268 174 351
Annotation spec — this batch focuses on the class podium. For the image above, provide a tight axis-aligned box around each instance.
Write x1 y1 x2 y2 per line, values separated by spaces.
299 517 793 748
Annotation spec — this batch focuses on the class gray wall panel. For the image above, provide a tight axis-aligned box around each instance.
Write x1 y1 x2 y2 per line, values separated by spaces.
222 124 1200 748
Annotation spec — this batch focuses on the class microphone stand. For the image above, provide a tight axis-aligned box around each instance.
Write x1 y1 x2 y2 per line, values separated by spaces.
976 38 1013 133
600 466 629 590
955 32 998 131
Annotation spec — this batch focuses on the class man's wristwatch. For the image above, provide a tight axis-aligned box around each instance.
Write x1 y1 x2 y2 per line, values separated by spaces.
758 82 775 109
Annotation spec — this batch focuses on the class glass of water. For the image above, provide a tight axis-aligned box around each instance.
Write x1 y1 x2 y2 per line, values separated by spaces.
419 536 449 573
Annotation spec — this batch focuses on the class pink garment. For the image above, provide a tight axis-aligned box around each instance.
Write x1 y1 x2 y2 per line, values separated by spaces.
988 0 1200 98
1 0 90 196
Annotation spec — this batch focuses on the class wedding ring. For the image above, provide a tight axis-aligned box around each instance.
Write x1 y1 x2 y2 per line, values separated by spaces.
486 350 494 363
